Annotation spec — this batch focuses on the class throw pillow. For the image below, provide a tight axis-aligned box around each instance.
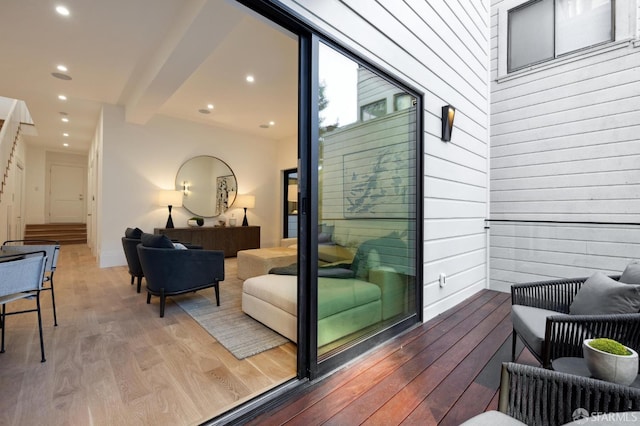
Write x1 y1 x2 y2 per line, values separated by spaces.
141 233 175 249
173 242 188 250
124 227 143 239
570 272 640 315
620 261 640 285
351 248 381 280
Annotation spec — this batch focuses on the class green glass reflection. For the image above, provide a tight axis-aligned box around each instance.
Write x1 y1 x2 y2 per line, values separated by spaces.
317 43 418 356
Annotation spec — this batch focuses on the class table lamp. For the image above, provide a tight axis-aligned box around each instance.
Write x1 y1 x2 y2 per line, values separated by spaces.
234 194 255 226
158 190 183 228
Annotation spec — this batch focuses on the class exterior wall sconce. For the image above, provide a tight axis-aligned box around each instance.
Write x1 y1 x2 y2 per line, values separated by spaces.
441 104 455 142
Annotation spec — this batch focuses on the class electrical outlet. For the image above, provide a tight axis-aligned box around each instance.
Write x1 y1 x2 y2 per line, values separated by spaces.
439 273 446 288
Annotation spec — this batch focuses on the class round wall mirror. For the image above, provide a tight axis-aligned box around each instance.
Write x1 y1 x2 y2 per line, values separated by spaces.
175 156 237 217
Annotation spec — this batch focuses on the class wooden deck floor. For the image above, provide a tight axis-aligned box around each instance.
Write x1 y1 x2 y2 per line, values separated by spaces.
247 289 538 425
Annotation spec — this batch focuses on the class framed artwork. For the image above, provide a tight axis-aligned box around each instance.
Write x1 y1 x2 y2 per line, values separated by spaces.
216 175 237 215
343 144 414 219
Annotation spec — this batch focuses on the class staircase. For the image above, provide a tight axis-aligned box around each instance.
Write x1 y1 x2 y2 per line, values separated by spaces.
24 223 87 245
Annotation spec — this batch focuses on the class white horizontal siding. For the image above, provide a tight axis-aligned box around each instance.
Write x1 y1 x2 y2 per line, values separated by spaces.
279 0 490 321
489 222 640 292
488 0 640 291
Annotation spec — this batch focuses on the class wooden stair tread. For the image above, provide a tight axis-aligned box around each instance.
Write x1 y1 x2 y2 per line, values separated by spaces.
24 223 87 245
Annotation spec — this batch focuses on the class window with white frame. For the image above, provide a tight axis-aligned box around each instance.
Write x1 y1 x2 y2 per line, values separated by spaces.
360 99 387 121
507 0 613 73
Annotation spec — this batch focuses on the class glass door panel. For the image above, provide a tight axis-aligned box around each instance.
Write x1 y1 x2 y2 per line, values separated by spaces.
316 42 418 358
284 168 298 239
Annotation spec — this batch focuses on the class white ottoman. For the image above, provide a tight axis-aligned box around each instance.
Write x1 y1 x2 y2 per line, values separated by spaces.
237 247 297 280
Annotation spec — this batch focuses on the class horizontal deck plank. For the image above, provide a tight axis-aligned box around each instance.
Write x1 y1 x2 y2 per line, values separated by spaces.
249 290 532 426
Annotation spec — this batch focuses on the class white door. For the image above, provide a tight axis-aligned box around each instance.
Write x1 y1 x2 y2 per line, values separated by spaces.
50 164 85 223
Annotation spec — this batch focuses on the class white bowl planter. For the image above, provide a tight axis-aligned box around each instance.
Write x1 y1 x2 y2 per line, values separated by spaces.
583 339 639 385
187 218 204 227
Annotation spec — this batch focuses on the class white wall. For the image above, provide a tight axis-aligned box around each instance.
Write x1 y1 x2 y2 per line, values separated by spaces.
97 105 285 267
278 0 491 321
489 0 640 290
25 145 46 224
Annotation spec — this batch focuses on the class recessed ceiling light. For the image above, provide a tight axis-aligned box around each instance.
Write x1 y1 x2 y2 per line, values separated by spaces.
207 104 214 110
246 75 255 83
58 94 67 101
61 117 69 123
63 133 69 137
51 72 72 80
55 5 70 16
269 121 275 126
198 109 211 114
57 64 68 72
63 143 69 147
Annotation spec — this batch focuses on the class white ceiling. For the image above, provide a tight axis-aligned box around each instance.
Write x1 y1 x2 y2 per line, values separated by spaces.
0 0 298 153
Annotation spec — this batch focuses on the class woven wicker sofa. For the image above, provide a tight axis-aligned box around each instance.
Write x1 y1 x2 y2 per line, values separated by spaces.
461 362 640 425
511 261 640 368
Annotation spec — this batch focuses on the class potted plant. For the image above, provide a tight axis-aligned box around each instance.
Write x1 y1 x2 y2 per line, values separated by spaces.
187 217 204 227
583 338 638 385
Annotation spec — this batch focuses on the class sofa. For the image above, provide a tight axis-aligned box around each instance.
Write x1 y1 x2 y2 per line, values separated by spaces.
511 261 640 368
461 362 640 425
242 237 409 347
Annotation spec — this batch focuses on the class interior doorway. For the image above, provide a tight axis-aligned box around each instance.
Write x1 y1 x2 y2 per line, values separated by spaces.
49 163 86 223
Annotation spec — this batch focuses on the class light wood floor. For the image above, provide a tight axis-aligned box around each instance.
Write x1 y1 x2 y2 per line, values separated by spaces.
0 244 296 425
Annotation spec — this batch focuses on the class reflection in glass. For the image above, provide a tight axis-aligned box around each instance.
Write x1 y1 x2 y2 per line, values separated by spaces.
508 0 554 72
317 43 418 357
175 156 237 217
284 169 298 238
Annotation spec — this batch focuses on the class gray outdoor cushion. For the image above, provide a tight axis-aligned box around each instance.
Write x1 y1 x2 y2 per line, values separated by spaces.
620 261 640 285
569 272 640 315
460 410 527 426
512 305 562 357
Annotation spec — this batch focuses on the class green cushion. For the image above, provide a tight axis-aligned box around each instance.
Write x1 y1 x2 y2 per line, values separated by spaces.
318 278 381 319
570 272 640 315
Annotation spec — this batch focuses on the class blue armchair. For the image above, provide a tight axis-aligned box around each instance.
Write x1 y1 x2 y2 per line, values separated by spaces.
137 233 224 317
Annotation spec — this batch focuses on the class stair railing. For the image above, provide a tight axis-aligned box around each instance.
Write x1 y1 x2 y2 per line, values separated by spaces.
0 99 32 203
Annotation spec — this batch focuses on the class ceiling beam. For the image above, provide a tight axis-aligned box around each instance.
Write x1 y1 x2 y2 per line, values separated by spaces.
122 0 244 124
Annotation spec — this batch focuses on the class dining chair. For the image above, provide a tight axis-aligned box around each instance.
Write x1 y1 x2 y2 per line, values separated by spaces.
0 251 48 362
1 240 61 326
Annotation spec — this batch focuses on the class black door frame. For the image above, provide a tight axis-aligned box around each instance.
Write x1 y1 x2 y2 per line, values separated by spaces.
235 0 424 391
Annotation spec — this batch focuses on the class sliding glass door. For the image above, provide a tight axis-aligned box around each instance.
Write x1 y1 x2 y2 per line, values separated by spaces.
313 41 421 366
235 0 421 386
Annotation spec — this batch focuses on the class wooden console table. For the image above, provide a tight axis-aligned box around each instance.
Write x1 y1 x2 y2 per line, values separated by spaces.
154 226 260 257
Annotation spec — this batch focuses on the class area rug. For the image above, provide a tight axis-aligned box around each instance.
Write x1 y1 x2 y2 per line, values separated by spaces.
173 280 289 360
